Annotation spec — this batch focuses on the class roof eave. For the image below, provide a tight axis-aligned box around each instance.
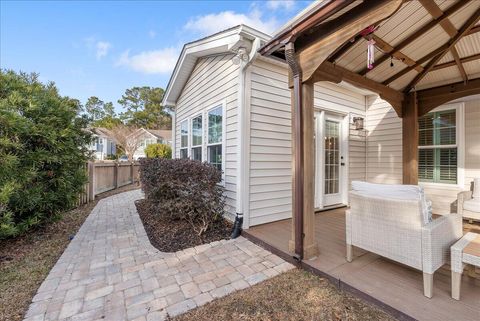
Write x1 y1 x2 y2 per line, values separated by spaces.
162 25 270 107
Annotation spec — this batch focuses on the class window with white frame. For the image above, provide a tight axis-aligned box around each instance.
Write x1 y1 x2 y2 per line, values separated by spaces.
207 106 223 172
418 108 458 184
96 138 103 152
191 115 202 161
180 120 189 159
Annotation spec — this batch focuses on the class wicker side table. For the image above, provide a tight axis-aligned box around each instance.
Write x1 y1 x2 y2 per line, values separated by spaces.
451 232 480 300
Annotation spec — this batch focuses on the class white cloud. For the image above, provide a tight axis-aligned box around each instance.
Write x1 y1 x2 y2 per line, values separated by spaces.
116 47 178 74
84 37 112 60
266 0 296 11
184 8 279 36
148 30 156 39
96 41 111 60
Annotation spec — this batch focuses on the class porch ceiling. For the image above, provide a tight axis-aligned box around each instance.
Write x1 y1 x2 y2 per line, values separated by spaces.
260 0 480 109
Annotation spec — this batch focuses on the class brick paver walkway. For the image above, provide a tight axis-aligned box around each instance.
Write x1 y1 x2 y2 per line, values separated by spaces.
24 190 294 321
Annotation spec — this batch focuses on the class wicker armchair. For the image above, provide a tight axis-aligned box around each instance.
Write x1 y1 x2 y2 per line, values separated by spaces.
457 179 480 221
346 191 463 298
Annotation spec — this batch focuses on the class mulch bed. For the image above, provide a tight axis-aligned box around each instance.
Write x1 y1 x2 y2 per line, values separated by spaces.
135 199 232 252
169 269 397 321
0 184 140 321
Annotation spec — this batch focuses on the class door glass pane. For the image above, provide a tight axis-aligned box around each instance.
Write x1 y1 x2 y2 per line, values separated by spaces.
324 120 339 195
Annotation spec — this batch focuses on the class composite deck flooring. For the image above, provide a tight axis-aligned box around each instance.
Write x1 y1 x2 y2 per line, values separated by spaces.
246 208 480 321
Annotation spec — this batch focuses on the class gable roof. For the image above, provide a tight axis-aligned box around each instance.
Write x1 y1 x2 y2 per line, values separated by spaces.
162 24 270 107
145 129 172 141
90 127 115 140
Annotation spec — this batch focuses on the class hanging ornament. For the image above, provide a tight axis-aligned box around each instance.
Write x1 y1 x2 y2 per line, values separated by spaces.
390 56 394 67
367 38 376 70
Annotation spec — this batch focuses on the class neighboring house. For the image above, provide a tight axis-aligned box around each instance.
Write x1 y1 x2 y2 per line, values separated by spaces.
89 127 116 160
132 128 172 160
162 23 480 228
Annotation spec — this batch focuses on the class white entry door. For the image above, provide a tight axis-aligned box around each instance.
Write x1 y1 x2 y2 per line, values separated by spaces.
315 111 347 208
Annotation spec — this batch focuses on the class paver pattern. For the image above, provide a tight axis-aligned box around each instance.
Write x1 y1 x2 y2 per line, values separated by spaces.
24 190 294 321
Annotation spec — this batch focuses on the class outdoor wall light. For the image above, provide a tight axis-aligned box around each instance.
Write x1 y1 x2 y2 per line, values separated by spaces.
232 47 248 65
353 117 364 130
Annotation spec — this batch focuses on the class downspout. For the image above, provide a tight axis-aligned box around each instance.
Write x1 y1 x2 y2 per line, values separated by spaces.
171 108 176 159
231 38 261 239
285 42 304 260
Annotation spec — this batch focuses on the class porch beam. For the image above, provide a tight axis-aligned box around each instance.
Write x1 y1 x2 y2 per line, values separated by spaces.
259 0 354 56
466 25 480 36
416 78 480 116
431 53 480 71
312 61 404 116
360 0 470 76
419 0 468 82
296 0 403 83
327 34 362 63
450 48 468 82
405 7 480 92
402 92 419 185
370 34 423 73
382 44 448 85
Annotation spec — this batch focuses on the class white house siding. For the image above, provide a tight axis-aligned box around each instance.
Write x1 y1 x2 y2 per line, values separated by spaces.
247 59 367 227
248 59 292 226
365 96 403 185
465 99 480 189
174 54 239 217
349 124 367 184
365 96 480 214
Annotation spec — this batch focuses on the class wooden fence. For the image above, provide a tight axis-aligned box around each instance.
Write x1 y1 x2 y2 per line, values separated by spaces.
77 161 140 206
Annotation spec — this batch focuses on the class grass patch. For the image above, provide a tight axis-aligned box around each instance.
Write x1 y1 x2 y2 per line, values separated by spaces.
170 269 397 321
0 184 140 321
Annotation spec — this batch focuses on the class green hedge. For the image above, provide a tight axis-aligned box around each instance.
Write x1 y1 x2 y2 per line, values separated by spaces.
0 70 91 239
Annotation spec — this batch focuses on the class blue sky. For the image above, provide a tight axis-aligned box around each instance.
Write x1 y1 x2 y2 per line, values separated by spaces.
1 0 310 112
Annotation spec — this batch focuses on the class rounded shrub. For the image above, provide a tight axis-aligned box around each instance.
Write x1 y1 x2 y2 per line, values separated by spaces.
144 143 172 159
139 158 225 236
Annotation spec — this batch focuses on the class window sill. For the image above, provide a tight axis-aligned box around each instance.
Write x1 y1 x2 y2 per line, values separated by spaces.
419 182 463 190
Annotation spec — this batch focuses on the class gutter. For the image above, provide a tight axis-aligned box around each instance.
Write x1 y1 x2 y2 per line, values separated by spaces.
231 37 262 238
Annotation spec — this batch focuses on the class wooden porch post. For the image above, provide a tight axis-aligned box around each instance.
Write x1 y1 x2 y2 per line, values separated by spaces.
402 92 419 185
289 78 319 260
301 80 318 259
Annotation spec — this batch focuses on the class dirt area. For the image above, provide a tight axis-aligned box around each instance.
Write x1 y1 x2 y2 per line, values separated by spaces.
135 199 232 252
0 184 140 321
169 268 397 321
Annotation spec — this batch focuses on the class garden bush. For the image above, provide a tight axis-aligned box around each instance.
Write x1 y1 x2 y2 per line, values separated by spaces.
139 158 225 236
144 143 172 159
0 70 91 239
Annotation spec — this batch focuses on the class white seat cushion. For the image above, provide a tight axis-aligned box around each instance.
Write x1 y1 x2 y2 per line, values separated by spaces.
463 199 480 212
351 181 431 224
